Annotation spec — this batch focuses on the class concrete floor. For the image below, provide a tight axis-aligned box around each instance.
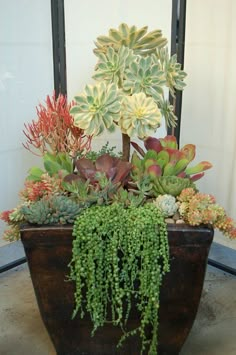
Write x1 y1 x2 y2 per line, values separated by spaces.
1 254 236 354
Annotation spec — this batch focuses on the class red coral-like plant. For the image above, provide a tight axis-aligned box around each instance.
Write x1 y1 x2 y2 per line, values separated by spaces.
23 92 92 157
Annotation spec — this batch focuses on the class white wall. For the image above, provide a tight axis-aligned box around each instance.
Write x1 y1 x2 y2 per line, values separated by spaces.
64 0 172 152
181 0 236 245
0 0 54 242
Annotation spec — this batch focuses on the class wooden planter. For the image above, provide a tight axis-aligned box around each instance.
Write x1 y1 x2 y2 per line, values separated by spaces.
20 224 213 355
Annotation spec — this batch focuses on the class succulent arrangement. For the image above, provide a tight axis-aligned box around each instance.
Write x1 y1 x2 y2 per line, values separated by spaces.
131 135 212 196
1 23 236 355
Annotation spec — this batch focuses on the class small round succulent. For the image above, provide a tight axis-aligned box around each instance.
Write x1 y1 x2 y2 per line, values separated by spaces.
119 92 161 138
70 82 122 136
153 194 178 217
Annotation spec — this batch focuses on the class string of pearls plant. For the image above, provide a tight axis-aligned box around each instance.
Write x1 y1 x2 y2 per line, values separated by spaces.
70 203 170 354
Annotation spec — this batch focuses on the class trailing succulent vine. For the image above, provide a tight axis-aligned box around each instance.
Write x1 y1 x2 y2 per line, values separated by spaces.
70 203 170 355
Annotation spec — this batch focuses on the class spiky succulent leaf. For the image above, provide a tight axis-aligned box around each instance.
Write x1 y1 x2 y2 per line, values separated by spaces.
71 82 122 136
94 23 167 57
158 99 177 127
119 92 161 138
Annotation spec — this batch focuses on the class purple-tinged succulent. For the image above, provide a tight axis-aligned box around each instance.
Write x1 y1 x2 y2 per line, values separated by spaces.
64 153 132 187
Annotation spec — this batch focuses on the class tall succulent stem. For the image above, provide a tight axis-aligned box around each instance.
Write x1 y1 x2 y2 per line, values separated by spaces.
122 133 130 161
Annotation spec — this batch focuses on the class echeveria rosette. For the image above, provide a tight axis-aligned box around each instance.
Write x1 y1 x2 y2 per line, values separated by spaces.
155 48 187 97
94 23 167 57
123 56 166 101
70 83 122 136
93 46 135 88
119 92 161 139
151 176 197 197
153 194 179 217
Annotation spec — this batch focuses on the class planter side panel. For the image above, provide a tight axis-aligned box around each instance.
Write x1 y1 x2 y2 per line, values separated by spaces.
21 225 213 355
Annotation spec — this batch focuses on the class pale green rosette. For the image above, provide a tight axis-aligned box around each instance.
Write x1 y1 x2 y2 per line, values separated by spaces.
93 46 135 88
70 82 122 136
119 92 161 139
155 48 187 96
94 23 167 56
123 56 166 101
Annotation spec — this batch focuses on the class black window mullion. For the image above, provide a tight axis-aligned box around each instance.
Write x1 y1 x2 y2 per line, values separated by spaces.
51 0 67 96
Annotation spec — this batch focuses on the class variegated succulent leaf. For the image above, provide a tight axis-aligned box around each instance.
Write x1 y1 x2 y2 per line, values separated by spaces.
93 46 135 89
119 92 161 138
71 82 122 136
94 23 167 57
155 48 187 97
158 99 177 127
123 56 165 101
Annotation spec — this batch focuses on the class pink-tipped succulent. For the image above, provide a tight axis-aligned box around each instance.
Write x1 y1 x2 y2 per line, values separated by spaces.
131 135 212 197
131 135 212 181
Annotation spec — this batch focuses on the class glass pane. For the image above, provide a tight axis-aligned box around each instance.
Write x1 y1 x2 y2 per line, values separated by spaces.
0 1 54 255
181 0 236 267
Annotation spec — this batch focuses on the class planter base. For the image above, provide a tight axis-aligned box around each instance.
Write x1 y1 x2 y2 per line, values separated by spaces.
20 224 213 355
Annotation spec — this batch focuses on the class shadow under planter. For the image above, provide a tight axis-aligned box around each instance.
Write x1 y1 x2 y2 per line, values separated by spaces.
20 224 214 355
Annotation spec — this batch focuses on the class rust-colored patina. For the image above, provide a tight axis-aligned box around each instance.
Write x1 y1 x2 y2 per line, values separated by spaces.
20 224 213 355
